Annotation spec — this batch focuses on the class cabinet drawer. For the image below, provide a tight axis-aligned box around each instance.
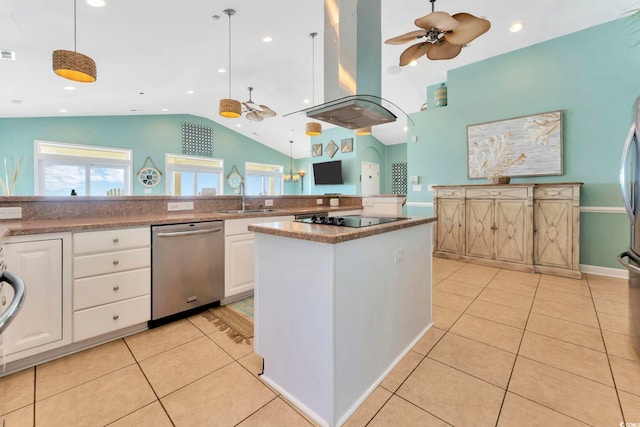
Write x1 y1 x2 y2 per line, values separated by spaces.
74 268 150 310
466 186 529 200
533 186 575 200
74 248 150 278
435 188 463 198
73 294 150 342
74 227 150 255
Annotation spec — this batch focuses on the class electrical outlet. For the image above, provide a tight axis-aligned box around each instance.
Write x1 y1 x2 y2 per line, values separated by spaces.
363 199 375 207
0 207 22 219
316 198 323 205
264 199 274 207
167 202 194 211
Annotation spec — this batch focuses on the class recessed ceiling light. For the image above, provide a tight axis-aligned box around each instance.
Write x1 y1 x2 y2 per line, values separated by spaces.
64 86 76 91
86 0 106 7
236 124 242 127
186 90 195 94
303 99 310 104
262 36 273 43
403 126 408 131
409 60 418 67
217 68 227 73
161 108 168 112
510 21 525 32
59 109 68 113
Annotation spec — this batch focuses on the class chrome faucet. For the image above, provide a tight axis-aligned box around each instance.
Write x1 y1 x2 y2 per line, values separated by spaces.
239 180 249 211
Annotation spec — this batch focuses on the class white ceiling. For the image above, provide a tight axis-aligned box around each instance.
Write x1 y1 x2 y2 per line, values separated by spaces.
1 0 637 159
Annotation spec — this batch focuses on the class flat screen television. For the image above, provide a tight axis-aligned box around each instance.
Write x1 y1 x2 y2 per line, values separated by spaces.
313 160 344 185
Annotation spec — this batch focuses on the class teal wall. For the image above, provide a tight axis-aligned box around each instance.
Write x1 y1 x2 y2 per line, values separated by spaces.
407 18 640 269
0 114 294 196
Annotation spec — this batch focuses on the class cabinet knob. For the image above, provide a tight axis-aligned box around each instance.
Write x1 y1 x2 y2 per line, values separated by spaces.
113 286 119 291
113 238 119 243
113 315 119 320
113 260 119 266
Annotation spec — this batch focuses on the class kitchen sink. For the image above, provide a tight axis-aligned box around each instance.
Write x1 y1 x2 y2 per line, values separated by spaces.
216 209 281 214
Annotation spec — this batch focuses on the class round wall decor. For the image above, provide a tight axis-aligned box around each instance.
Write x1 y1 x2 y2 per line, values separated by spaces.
137 157 162 187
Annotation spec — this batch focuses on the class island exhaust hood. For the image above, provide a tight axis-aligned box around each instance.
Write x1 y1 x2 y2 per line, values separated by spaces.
292 0 400 130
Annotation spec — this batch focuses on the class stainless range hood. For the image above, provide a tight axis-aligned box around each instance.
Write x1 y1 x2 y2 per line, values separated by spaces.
305 95 397 129
293 0 401 131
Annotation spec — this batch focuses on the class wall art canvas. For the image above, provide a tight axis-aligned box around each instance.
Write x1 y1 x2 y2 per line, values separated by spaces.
341 138 353 153
467 110 563 179
312 143 323 157
325 140 338 158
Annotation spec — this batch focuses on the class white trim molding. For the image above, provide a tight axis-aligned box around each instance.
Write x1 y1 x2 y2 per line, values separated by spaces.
579 206 626 214
580 264 628 278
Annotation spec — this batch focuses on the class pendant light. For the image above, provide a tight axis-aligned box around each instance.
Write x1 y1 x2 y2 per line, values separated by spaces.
305 32 322 136
284 141 301 183
219 9 241 118
52 0 97 83
356 126 372 136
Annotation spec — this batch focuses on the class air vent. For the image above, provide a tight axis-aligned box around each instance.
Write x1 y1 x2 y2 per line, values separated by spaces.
1 50 16 61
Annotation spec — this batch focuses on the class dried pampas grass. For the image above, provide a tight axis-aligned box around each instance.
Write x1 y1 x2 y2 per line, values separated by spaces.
0 156 23 196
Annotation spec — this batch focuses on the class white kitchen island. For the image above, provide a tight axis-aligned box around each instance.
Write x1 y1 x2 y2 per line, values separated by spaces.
249 216 436 427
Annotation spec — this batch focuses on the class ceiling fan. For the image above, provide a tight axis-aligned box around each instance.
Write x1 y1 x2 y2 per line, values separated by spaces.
242 87 277 122
385 0 491 66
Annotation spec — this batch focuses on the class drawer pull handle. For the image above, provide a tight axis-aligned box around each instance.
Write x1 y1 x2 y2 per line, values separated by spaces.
113 286 119 291
1 295 5 306
113 315 119 320
113 238 119 243
113 260 119 266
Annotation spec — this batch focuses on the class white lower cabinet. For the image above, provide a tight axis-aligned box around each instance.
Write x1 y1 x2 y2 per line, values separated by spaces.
72 227 150 342
224 215 293 300
1 235 70 361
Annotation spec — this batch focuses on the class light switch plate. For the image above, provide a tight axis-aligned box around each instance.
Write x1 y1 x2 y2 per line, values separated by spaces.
0 207 22 219
412 184 422 192
265 199 274 206
317 199 323 205
167 202 194 211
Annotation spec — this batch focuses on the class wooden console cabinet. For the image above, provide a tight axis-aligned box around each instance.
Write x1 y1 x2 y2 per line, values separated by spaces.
434 183 582 278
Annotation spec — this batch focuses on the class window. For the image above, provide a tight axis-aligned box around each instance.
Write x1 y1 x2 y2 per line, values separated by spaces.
245 162 283 195
166 153 223 196
34 140 132 196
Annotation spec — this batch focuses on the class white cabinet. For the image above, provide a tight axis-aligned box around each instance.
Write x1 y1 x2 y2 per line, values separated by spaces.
224 215 294 301
1 235 71 361
72 227 150 342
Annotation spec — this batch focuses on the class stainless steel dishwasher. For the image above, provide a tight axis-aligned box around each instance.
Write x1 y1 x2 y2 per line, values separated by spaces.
151 221 224 323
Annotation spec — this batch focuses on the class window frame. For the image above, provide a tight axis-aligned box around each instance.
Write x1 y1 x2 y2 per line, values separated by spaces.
244 161 284 196
165 153 224 196
34 140 132 196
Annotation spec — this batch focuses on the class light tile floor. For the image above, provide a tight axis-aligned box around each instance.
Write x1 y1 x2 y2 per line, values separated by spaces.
2 258 640 426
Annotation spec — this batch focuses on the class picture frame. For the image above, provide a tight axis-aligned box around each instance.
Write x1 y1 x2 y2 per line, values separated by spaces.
341 138 353 153
467 110 563 179
312 143 323 157
325 140 338 158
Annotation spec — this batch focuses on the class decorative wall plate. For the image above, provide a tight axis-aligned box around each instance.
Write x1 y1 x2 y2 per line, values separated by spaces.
227 165 243 188
137 157 162 187
325 140 338 158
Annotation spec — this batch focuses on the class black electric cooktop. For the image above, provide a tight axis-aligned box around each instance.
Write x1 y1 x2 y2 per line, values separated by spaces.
295 215 409 228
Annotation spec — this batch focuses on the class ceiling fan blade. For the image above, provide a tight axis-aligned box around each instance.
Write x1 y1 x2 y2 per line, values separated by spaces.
414 11 459 31
385 30 427 45
399 42 429 66
246 111 264 122
257 105 276 118
445 13 491 45
426 40 462 60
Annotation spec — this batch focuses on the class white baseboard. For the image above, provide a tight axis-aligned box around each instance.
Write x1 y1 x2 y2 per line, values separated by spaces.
580 264 628 278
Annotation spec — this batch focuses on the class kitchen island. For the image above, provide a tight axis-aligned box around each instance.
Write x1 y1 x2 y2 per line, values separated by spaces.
249 216 436 427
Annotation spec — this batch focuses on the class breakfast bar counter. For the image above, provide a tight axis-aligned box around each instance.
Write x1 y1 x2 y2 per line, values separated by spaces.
249 216 435 426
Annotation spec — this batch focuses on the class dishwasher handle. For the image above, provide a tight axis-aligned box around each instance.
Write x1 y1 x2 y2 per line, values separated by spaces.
155 228 222 238
0 270 26 336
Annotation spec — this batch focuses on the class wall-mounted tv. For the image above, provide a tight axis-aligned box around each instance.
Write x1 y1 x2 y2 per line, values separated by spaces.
313 160 344 185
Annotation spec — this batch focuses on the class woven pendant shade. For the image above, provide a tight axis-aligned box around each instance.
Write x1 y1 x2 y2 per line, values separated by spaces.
305 121 322 136
356 126 372 136
219 98 241 118
52 49 96 83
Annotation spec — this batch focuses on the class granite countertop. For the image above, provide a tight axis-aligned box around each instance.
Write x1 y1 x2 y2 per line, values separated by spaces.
0 206 363 237
249 216 436 244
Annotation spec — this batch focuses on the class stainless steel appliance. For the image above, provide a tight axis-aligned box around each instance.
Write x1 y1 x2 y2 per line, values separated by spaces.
295 215 408 228
0 253 26 335
618 95 640 354
151 221 224 323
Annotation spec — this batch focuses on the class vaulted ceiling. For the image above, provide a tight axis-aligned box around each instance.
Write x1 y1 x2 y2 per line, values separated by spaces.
1 0 635 158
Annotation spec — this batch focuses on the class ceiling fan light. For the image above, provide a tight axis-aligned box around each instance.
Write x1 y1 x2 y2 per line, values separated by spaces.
305 121 322 136
219 98 241 118
52 50 97 83
356 126 372 136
